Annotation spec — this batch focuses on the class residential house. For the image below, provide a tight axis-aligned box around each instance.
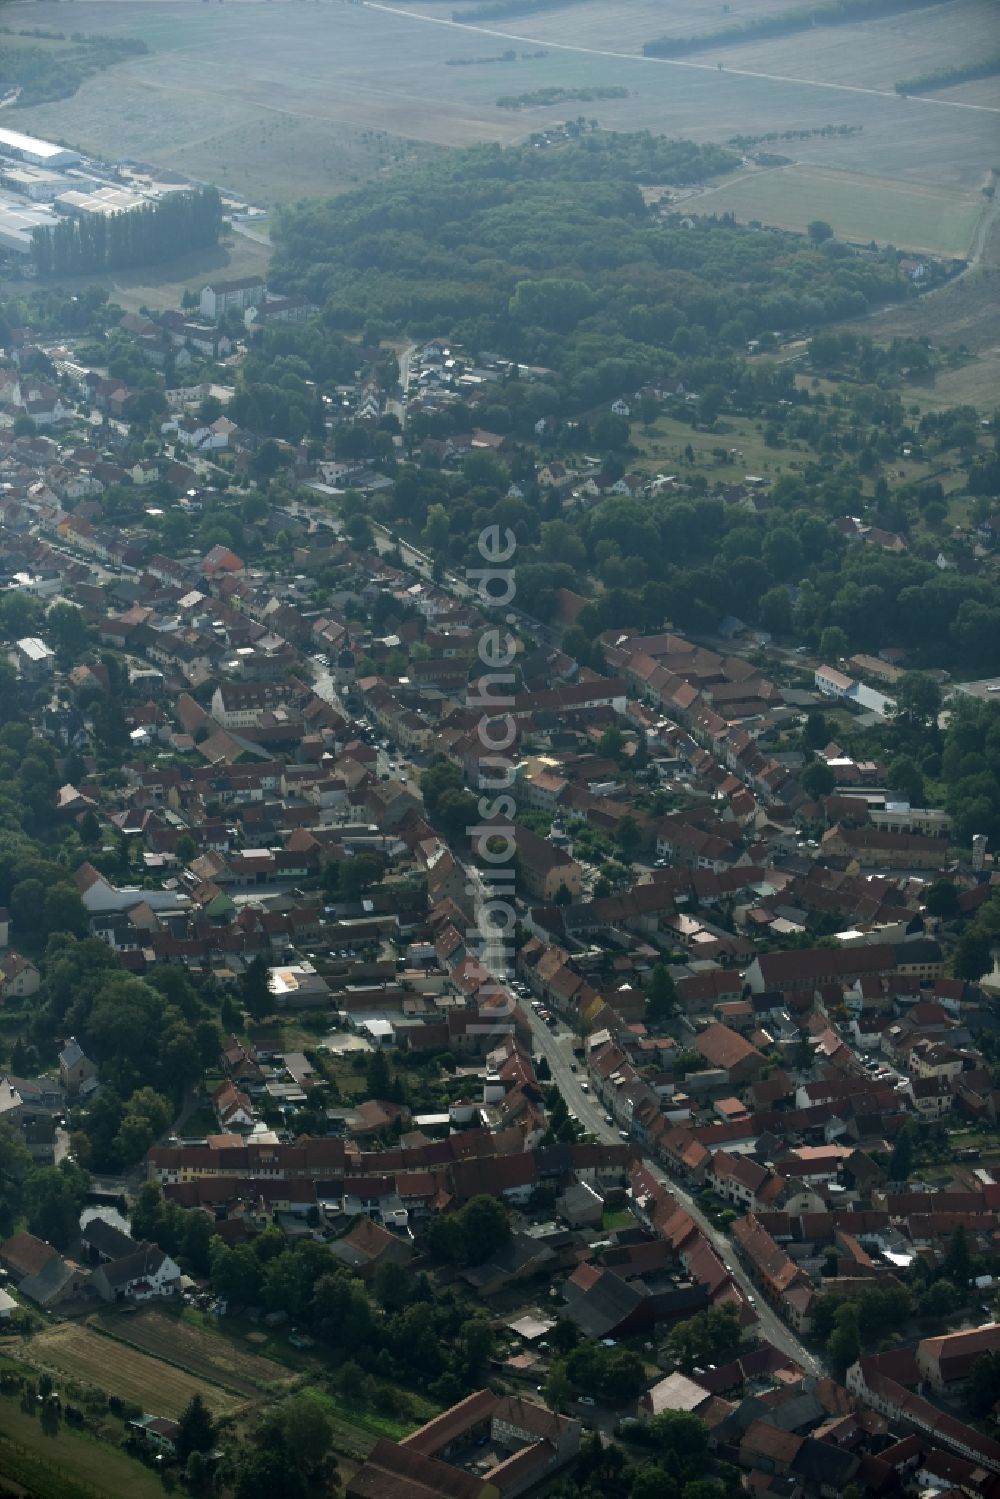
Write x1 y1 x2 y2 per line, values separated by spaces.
199 275 266 320
58 1036 97 1094
0 951 40 1001
694 1023 765 1084
916 1325 1000 1390
90 1242 181 1303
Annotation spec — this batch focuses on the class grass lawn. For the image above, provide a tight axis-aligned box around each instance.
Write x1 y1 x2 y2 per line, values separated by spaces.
602 1209 636 1230
0 231 271 316
632 410 804 485
0 1399 165 1499
320 1051 370 1099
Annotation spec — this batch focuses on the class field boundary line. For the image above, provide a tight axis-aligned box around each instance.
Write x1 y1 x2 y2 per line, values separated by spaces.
363 0 1000 116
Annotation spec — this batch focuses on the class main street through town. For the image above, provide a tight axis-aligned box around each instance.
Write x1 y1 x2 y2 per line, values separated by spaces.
367 465 822 1379
520 998 824 1376
464 862 823 1375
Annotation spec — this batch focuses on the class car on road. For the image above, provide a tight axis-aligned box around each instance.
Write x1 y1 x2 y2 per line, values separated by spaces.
580 1081 590 1092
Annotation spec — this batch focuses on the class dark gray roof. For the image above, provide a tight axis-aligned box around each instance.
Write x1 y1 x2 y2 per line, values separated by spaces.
791 1436 859 1485
97 1241 170 1289
562 1270 647 1340
20 1256 83 1306
81 1215 135 1261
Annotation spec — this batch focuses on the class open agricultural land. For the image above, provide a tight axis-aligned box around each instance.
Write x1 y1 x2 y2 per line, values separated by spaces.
21 1320 247 1418
686 164 986 257
94 1308 298 1401
4 0 997 227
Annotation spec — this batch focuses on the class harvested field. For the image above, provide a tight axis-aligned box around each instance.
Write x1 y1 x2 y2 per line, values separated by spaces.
4 0 997 210
95 1308 298 1399
686 164 985 256
23 1321 243 1418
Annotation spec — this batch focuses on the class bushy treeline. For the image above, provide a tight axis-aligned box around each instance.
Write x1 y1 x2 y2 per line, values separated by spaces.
0 32 147 106
30 187 221 279
727 123 863 148
643 0 948 58
497 85 629 108
453 0 583 22
896 53 1000 94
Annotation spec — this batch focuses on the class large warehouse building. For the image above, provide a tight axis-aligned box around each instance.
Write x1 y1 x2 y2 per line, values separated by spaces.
0 127 81 170
0 197 57 256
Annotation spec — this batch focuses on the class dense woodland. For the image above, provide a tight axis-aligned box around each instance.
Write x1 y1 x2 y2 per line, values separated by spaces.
272 133 906 374
264 133 1000 672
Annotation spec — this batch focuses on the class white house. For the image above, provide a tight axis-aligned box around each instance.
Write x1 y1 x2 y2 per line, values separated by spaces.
91 1242 181 1303
199 275 266 320
815 664 854 699
74 862 191 916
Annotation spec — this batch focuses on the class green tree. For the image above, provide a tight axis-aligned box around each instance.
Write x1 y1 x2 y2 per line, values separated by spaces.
759 585 793 636
24 1160 89 1250
175 834 197 863
808 220 834 243
372 1258 413 1312
545 1360 570 1412
819 625 848 661
277 1392 334 1474
458 1316 495 1379
241 954 272 1023
827 1307 861 1375
888 1122 915 1183
0 1121 32 1234
943 1223 972 1288
895 671 942 729
648 1409 709 1461
630 1464 673 1499
966 1352 1000 1417
800 760 835 798
366 1046 391 1099
646 963 677 1027
887 755 924 806
924 880 959 919
804 710 829 749
422 502 450 553
342 852 384 900
210 1240 264 1306
615 815 642 859
954 931 992 982
460 1194 511 1266
176 1393 215 1463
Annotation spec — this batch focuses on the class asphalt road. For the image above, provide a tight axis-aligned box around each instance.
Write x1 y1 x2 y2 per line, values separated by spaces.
385 342 417 430
378 520 821 1376
516 993 823 1376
